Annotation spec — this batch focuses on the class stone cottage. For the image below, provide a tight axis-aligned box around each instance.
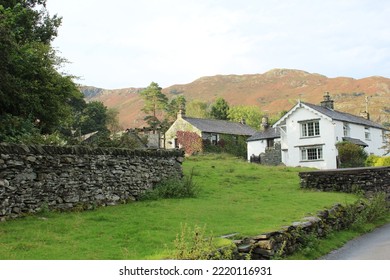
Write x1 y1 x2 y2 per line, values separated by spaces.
165 110 256 149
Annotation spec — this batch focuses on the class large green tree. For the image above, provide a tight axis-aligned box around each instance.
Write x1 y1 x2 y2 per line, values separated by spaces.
166 95 186 120
186 100 210 118
210 97 229 120
228 105 263 130
0 0 84 134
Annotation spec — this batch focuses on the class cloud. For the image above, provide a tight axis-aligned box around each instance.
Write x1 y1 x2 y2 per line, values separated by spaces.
48 0 390 88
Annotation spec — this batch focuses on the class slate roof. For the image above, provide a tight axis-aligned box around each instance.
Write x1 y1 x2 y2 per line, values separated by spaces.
342 137 368 147
247 127 280 142
302 102 386 129
183 117 256 136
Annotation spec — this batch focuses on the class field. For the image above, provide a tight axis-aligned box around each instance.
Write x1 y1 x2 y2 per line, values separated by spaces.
0 154 358 260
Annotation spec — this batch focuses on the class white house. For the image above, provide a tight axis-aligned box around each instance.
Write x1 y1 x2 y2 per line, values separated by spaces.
272 93 388 169
247 117 281 162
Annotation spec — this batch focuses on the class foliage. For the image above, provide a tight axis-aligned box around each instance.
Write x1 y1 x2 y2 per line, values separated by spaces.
0 1 85 134
79 101 110 135
382 132 390 155
177 131 203 155
365 155 390 167
172 224 234 260
166 95 186 120
0 114 40 142
228 105 264 130
139 169 199 201
185 100 210 118
139 82 168 130
210 97 229 120
105 108 122 133
351 193 389 228
203 135 247 158
336 141 368 168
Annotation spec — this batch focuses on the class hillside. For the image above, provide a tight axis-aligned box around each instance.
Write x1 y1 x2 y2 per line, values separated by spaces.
81 69 390 129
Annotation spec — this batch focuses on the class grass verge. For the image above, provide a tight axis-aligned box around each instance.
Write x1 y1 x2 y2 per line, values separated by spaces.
0 153 358 259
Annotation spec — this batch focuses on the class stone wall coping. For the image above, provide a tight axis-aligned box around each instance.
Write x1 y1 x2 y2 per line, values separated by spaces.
299 166 390 175
0 143 184 157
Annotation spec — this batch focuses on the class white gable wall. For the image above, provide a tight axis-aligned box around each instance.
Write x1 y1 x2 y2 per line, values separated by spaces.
280 105 338 169
247 140 267 161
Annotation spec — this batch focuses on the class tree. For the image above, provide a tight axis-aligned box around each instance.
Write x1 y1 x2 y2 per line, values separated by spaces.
228 105 263 130
139 82 168 131
210 97 229 120
79 101 109 135
0 0 85 134
106 108 122 133
186 100 210 118
166 95 186 120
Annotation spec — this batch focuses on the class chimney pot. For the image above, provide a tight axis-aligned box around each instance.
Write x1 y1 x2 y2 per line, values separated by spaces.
320 92 334 109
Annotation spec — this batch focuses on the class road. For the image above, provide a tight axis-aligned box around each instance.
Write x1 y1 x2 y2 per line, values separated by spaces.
320 223 390 260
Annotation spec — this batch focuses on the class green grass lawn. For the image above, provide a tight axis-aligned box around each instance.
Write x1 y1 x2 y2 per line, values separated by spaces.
0 154 358 260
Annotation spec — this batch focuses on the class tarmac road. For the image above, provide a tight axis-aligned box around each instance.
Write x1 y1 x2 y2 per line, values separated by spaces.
320 223 390 260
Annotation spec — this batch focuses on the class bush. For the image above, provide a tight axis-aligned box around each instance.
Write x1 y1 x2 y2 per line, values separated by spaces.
348 192 389 229
203 135 247 159
172 224 235 260
139 169 199 200
336 141 368 168
365 155 390 167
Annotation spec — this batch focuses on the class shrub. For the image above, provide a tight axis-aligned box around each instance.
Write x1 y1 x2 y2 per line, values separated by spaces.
366 155 390 167
139 169 199 200
172 224 235 260
336 141 368 168
203 135 247 159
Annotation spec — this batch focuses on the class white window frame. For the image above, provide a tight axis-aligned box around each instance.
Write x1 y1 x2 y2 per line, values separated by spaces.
300 120 320 138
300 146 323 161
343 123 350 137
364 127 371 140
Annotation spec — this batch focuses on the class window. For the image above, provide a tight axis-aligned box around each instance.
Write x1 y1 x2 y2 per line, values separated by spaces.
210 134 218 145
267 139 275 148
301 146 323 161
301 121 320 138
364 127 371 140
343 123 350 137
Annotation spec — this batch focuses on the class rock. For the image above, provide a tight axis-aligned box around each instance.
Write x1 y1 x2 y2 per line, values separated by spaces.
0 179 10 188
26 156 36 162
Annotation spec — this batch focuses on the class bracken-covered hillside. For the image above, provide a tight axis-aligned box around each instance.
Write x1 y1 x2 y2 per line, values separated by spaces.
81 69 390 129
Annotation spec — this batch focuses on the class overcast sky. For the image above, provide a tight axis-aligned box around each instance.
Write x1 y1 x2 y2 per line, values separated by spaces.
46 0 390 89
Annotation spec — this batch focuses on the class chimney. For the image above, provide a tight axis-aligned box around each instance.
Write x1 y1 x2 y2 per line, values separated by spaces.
240 118 246 125
360 111 370 120
261 116 269 130
360 96 370 120
320 92 334 109
177 109 185 119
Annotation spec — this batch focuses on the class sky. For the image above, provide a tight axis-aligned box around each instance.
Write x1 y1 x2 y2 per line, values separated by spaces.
46 0 390 89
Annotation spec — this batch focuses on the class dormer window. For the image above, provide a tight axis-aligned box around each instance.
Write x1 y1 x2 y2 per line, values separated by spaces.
300 120 320 138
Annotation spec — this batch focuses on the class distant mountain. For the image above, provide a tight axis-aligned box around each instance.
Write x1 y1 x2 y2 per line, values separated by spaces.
80 69 390 129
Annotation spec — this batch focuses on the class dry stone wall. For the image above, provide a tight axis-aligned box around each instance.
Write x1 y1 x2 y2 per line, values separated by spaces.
299 167 390 200
0 143 184 221
233 203 364 260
